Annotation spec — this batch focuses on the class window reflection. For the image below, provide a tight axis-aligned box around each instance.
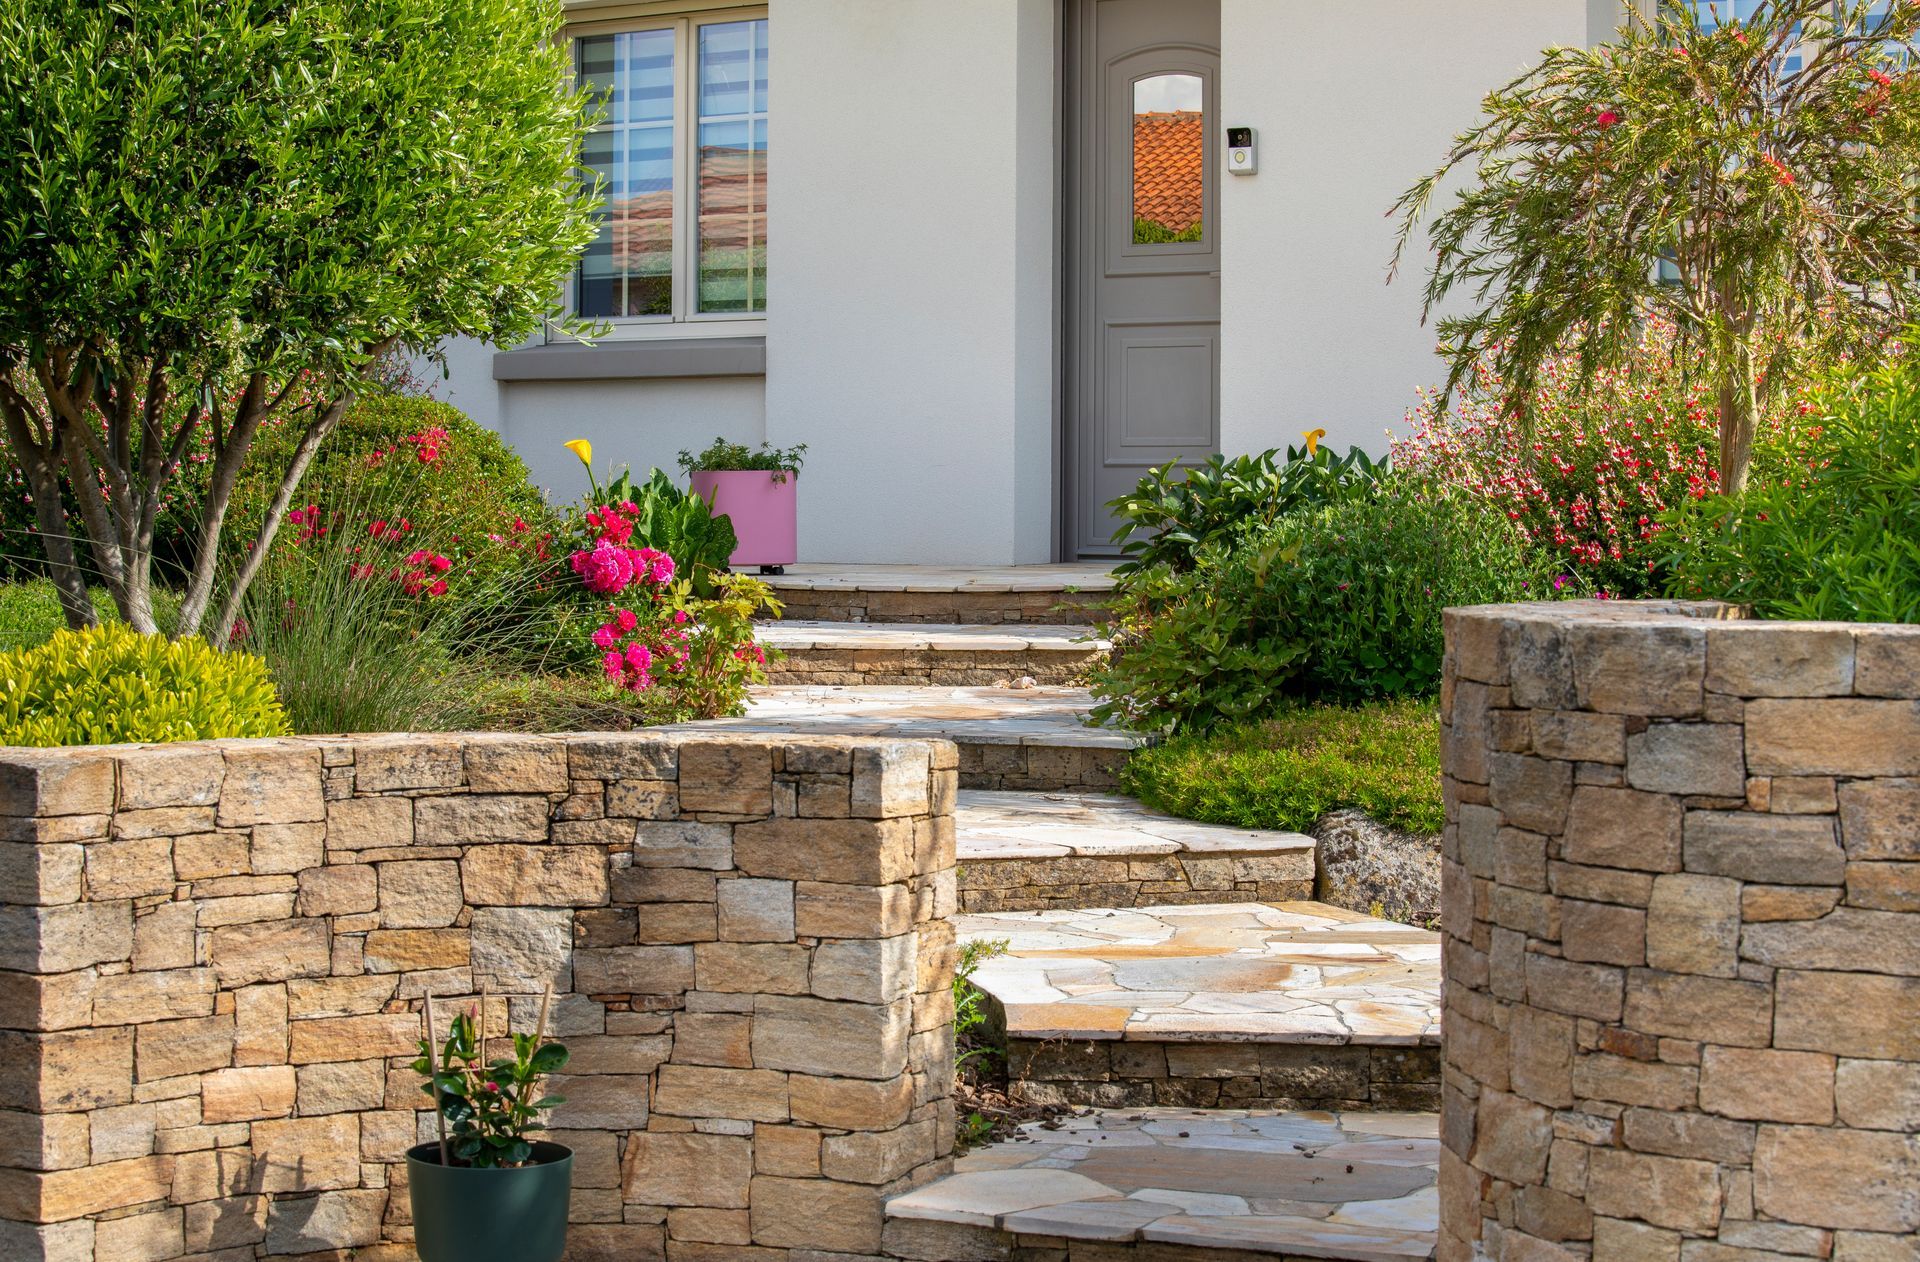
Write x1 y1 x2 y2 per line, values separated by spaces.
577 29 676 318
697 18 769 313
1132 72 1203 245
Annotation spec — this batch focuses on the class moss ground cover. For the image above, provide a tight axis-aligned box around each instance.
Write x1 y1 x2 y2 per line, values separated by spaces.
1120 697 1443 835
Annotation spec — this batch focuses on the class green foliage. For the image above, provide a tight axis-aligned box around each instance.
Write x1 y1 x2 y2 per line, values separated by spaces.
1662 354 1920 622
0 581 179 652
1107 443 1386 576
0 623 289 745
1094 483 1554 731
1121 698 1444 835
676 438 808 478
1133 217 1204 244
413 1007 568 1169
0 0 600 637
954 938 1008 1078
1393 0 1920 493
598 467 739 598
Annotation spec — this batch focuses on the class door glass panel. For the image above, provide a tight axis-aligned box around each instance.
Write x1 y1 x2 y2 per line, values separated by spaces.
1131 72 1203 244
577 28 676 318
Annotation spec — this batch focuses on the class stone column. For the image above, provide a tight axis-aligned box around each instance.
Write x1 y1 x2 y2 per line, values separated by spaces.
1438 600 1920 1262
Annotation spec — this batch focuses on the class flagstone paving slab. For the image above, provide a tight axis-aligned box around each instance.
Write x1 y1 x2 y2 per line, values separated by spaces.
692 685 1141 748
759 622 1111 687
958 902 1441 1046
958 791 1315 861
885 1108 1439 1261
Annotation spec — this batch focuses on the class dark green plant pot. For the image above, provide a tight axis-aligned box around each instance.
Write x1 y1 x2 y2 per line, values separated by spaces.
407 1141 572 1262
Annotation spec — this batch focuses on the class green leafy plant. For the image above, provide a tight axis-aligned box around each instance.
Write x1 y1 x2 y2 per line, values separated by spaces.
1094 482 1556 732
954 938 1009 1079
0 623 290 745
1106 442 1385 577
1393 0 1920 495
677 438 808 481
0 0 598 642
414 999 568 1169
597 467 739 598
1133 216 1204 244
1121 698 1444 834
1662 352 1920 622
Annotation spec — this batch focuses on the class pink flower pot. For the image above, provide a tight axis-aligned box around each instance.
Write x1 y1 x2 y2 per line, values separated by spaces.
688 469 798 570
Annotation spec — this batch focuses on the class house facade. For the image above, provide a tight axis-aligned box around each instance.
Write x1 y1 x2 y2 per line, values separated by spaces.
429 0 1628 564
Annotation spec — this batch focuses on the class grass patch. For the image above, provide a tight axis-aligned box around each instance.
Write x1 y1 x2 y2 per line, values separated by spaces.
0 580 181 651
1120 697 1443 834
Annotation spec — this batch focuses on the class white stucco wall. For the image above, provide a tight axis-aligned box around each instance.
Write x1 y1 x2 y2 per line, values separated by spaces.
764 0 1057 563
1216 0 1595 462
497 377 767 507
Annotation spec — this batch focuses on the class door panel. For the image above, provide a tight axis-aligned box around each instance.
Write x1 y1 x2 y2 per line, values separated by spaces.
1066 0 1222 557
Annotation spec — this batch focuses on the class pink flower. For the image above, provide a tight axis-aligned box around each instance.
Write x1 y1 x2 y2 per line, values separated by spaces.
636 547 675 584
428 554 452 573
428 579 448 597
624 643 653 672
602 650 625 678
1594 109 1620 130
592 623 619 650
570 540 641 594
616 608 639 633
672 610 689 625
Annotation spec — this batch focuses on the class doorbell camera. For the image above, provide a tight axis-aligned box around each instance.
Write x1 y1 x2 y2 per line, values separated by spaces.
1226 127 1256 175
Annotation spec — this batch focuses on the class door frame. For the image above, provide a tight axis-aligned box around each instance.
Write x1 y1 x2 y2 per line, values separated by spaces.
1058 0 1219 559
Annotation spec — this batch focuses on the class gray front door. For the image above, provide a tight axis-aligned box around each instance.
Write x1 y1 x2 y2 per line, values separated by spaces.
1065 0 1221 557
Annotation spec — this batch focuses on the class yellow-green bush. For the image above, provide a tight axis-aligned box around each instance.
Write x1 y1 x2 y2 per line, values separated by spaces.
0 625 291 746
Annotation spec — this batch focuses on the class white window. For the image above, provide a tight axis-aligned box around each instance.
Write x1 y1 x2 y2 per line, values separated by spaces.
570 10 768 336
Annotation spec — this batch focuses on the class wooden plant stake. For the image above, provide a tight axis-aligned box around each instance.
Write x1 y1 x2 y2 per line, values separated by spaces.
423 991 450 1167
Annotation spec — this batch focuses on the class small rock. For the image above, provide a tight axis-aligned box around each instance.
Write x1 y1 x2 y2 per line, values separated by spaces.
1312 808 1442 928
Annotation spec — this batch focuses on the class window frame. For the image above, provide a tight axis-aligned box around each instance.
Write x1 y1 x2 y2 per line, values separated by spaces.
556 5 769 344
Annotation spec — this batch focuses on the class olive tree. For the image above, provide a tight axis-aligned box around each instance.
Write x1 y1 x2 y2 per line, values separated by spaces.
0 0 598 642
1393 0 1920 494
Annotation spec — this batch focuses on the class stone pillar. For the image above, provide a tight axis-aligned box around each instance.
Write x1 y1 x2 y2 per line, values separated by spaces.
0 731 959 1261
1438 600 1920 1262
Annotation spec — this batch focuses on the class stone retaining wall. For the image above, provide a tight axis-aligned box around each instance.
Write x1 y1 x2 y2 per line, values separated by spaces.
765 648 1096 688
957 851 1313 914
956 743 1129 793
1438 601 1920 1262
0 731 960 1261
1007 1040 1442 1112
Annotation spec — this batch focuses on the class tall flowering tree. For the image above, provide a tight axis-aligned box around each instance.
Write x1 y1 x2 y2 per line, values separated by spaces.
0 0 599 642
1392 0 1920 494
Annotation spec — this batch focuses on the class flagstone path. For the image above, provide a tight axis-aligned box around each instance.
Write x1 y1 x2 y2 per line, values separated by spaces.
885 1108 1439 1262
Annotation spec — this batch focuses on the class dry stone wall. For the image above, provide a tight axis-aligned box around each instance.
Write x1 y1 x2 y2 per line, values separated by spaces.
1438 600 1920 1262
0 730 960 1261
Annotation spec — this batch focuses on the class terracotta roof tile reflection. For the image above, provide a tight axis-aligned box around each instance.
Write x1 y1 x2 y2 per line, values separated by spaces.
1132 110 1203 235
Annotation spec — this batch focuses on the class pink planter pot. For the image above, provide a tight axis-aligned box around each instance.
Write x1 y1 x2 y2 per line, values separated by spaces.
688 469 798 570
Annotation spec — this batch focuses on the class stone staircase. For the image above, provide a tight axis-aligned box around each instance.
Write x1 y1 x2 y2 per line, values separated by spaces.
695 565 1441 1260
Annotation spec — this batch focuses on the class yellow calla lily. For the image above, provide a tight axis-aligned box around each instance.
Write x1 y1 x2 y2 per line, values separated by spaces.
564 439 593 468
1302 428 1327 457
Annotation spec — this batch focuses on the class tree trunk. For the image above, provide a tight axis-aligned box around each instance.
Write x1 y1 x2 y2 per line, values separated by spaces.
0 398 96 630
1714 333 1758 496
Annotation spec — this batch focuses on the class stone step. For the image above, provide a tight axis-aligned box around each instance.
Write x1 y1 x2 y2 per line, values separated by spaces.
764 562 1115 625
957 790 1315 913
678 685 1149 791
760 621 1109 686
958 902 1441 1112
883 1107 1438 1262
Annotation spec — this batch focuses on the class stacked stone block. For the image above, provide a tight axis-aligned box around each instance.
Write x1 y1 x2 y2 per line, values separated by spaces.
1008 1040 1442 1112
765 646 1096 688
1438 601 1920 1262
0 731 959 1261
770 589 1107 626
954 743 1130 793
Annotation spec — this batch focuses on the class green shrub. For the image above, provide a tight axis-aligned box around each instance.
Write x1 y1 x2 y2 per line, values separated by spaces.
0 624 290 745
1094 482 1554 731
1121 698 1443 835
1661 355 1920 623
1106 443 1384 577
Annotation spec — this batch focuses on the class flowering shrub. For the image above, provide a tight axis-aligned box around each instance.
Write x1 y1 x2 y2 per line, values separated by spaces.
1391 320 1809 597
555 485 780 721
1093 482 1553 732
1662 352 1920 623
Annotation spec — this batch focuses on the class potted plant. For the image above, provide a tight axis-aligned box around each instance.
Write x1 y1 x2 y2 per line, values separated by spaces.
408 992 572 1262
678 438 807 574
